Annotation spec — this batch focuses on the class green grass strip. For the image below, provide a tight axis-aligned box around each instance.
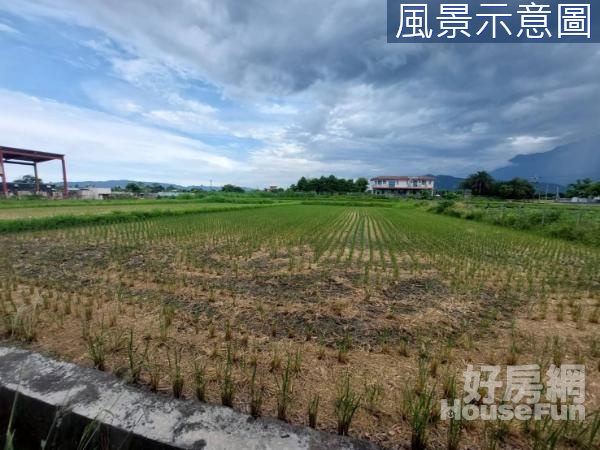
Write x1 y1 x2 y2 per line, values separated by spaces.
0 204 274 234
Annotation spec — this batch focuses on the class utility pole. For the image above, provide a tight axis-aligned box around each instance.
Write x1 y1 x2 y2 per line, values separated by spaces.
531 175 540 201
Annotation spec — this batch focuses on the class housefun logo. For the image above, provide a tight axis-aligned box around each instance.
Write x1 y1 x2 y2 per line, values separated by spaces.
387 1 599 43
441 364 586 421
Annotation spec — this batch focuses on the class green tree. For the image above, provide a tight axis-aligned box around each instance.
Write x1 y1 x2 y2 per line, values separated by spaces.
494 178 535 199
125 182 142 193
566 178 598 198
509 178 536 199
355 177 369 193
495 183 513 199
460 171 495 196
13 174 41 184
292 175 369 193
296 176 309 192
221 184 244 193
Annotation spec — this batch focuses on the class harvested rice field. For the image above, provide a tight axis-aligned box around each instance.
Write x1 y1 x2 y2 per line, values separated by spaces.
1 202 599 449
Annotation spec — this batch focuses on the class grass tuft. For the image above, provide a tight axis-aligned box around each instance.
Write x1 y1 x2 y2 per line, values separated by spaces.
335 371 362 436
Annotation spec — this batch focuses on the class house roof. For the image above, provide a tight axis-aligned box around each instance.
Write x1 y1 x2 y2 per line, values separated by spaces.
370 176 434 181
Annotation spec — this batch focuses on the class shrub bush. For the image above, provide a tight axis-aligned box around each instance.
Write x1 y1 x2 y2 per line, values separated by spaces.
463 210 484 221
433 200 455 214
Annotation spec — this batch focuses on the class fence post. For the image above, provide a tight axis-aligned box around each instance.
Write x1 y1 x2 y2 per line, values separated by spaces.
541 209 545 226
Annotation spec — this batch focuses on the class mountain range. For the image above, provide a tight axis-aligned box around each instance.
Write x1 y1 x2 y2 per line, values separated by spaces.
62 180 222 191
433 136 599 192
491 136 600 184
54 137 598 192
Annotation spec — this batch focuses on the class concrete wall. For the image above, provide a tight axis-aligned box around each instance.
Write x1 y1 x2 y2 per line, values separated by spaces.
0 346 379 450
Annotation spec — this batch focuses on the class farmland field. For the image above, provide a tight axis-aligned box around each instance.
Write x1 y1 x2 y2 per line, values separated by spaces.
0 198 281 220
1 202 599 449
0 201 244 219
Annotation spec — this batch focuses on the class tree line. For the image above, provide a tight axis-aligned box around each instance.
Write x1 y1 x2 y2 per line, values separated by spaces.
565 179 600 198
460 172 600 199
459 172 537 199
118 183 178 193
290 175 369 193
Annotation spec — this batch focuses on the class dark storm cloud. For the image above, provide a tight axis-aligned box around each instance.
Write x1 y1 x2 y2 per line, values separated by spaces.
2 0 599 180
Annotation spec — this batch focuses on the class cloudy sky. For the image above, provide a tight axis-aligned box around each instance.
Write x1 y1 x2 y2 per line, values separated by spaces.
0 1 598 187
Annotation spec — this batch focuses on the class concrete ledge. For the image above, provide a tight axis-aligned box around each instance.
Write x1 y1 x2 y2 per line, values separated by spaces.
0 346 378 450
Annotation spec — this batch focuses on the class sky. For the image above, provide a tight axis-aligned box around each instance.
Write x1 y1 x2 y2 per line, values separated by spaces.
0 1 599 188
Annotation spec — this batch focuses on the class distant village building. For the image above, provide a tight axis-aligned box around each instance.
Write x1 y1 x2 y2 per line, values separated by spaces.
155 191 182 198
70 187 112 200
569 196 600 204
5 182 59 198
369 176 434 196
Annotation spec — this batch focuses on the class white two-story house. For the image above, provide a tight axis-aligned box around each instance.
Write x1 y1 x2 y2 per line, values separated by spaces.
369 176 434 196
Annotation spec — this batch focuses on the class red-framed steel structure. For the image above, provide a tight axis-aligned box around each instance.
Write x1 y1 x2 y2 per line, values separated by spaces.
0 146 68 197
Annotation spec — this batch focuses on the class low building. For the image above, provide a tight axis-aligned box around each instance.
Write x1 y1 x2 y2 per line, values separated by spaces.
265 185 283 193
370 176 434 196
73 187 112 200
569 196 600 204
155 191 182 198
5 182 59 198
